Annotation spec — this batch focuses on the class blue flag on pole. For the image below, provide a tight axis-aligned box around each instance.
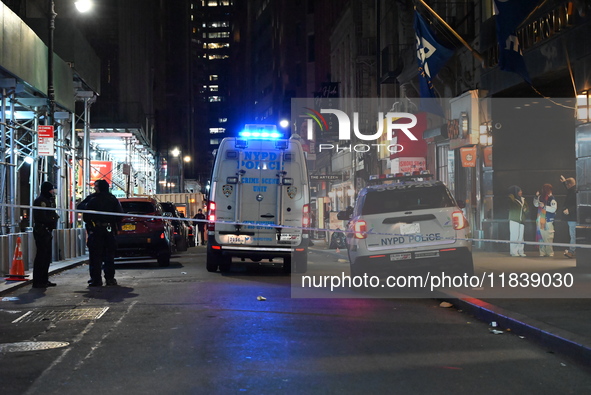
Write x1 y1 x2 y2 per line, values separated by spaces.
414 11 454 117
494 0 541 83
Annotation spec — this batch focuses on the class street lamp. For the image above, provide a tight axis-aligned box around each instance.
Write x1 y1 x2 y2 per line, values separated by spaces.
75 0 93 13
171 147 187 193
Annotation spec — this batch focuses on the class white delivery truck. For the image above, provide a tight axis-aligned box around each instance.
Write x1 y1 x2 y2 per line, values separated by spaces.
206 125 310 273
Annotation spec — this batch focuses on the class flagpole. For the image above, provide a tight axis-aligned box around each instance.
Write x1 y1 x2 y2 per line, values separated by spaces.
415 0 485 67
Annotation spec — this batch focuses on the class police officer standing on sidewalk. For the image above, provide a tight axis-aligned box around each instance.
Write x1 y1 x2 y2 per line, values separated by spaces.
32 181 60 288
79 180 123 287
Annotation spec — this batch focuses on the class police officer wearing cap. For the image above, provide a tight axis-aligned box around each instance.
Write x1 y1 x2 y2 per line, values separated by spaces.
32 181 59 288
80 179 123 287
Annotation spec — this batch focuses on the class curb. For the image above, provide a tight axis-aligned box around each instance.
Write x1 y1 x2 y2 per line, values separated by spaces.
442 291 591 366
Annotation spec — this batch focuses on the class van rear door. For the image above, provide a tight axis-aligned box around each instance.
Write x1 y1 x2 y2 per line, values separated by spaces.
236 139 282 246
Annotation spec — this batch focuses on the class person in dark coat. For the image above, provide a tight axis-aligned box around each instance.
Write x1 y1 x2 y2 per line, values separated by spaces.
193 208 206 245
560 175 577 258
79 180 124 286
32 181 59 288
508 185 528 257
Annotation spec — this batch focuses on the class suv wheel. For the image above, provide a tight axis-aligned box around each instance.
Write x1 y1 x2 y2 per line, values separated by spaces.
350 262 365 277
158 250 171 267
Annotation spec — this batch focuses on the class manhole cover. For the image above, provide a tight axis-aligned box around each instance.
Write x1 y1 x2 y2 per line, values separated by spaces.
0 341 69 353
12 307 109 323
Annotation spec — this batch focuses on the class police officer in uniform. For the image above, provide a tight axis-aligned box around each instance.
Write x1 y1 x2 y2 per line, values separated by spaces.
80 180 123 286
32 181 59 288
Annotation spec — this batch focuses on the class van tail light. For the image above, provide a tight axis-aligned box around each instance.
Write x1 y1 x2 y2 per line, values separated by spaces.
207 201 216 231
302 204 310 228
160 232 165 239
452 210 468 230
353 219 367 239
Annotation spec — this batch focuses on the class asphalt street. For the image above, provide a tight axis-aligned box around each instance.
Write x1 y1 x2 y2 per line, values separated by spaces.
0 246 591 394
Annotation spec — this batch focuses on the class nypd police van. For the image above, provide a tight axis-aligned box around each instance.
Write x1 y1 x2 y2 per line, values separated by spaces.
206 125 310 273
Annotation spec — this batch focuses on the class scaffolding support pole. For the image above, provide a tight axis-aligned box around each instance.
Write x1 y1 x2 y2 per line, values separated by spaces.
82 97 91 199
0 88 6 235
8 93 18 234
71 111 77 226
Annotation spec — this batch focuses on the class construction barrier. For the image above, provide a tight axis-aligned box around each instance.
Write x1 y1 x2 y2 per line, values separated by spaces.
5 236 27 281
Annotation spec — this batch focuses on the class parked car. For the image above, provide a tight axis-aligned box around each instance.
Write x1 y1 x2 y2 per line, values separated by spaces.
116 197 175 266
186 222 196 247
160 202 190 252
340 175 473 278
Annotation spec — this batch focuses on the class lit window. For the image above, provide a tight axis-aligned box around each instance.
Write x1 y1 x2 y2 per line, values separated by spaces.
209 21 230 28
208 32 230 38
209 96 222 102
206 42 230 49
209 75 218 81
208 54 229 60
209 128 226 134
210 138 220 145
209 85 219 91
218 118 228 123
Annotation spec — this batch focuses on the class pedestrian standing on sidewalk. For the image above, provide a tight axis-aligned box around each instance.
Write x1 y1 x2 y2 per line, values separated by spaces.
80 180 124 287
560 175 577 258
534 183 557 257
508 185 528 257
193 209 206 245
32 182 60 288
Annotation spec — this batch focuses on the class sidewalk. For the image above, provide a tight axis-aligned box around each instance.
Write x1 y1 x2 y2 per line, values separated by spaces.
309 239 591 365
0 255 89 296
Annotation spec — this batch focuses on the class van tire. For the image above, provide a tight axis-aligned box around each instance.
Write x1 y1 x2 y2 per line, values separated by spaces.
285 252 308 274
283 257 292 273
219 256 232 273
206 248 219 272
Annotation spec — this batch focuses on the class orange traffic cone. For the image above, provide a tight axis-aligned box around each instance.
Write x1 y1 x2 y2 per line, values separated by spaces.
6 237 28 281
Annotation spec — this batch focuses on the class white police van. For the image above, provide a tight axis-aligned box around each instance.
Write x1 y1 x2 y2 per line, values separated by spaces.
206 125 310 273
342 174 473 277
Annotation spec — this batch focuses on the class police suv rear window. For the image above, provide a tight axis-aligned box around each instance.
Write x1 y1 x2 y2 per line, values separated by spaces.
121 202 156 214
361 184 455 215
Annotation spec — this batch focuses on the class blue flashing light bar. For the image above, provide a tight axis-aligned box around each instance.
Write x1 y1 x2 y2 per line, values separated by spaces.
239 124 283 140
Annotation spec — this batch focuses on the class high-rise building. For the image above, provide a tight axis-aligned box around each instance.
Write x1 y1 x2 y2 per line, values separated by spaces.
190 0 235 182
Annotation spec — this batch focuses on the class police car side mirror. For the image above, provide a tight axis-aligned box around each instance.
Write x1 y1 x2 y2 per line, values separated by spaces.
337 211 350 220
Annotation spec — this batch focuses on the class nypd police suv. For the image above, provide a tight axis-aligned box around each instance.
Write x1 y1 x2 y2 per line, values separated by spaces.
342 174 473 277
